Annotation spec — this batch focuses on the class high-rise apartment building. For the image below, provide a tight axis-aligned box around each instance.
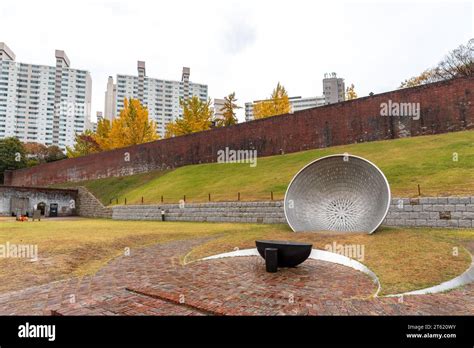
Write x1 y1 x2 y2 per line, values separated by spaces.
92 111 103 132
113 62 208 137
104 76 116 122
0 43 92 150
323 73 345 104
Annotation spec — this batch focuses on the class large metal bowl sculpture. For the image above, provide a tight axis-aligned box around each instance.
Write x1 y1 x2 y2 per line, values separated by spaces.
284 154 391 234
256 240 313 268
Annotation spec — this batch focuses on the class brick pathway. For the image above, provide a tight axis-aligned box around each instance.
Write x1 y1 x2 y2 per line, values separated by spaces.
0 238 472 316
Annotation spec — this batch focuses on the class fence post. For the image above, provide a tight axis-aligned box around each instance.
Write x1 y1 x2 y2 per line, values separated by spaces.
184 195 186 202
141 196 144 204
208 193 211 202
271 191 274 201
238 192 240 201
417 184 421 196
125 198 127 205
161 195 164 203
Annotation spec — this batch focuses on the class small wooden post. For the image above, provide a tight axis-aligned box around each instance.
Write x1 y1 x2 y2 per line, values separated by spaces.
208 193 211 202
238 192 241 201
271 191 274 201
141 196 144 204
183 195 186 202
417 184 421 196
125 198 127 205
116 198 118 204
161 195 164 203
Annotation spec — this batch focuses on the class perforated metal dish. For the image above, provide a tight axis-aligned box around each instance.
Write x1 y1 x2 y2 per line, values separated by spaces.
284 154 391 234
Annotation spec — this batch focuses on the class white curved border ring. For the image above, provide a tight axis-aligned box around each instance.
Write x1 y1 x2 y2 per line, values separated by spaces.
202 248 382 297
283 154 392 234
201 248 474 298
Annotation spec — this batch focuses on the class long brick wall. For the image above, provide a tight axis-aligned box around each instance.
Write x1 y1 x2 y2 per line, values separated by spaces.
5 76 473 186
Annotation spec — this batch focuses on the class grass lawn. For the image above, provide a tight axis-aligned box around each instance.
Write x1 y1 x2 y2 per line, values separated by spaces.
0 218 472 295
55 130 474 205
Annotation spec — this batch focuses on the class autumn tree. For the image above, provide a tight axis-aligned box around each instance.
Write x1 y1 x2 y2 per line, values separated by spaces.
94 118 112 151
432 38 473 80
399 69 436 88
253 82 291 119
23 142 48 166
400 39 473 88
216 92 241 127
108 98 159 148
345 84 358 100
24 142 67 164
165 96 213 138
66 130 101 158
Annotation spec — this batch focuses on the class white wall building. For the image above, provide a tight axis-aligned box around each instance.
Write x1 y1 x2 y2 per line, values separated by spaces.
212 98 226 121
323 73 345 104
114 62 208 137
0 43 92 150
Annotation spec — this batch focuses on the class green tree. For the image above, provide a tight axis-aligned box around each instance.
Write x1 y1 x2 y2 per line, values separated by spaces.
165 96 213 137
253 82 291 119
0 137 27 183
45 145 67 162
216 92 241 127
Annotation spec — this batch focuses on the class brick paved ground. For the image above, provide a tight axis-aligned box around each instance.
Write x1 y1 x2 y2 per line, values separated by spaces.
0 238 472 316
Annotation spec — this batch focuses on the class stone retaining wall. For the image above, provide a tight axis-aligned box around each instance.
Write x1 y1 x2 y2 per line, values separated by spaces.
111 197 474 228
112 201 286 224
384 197 474 228
75 187 112 219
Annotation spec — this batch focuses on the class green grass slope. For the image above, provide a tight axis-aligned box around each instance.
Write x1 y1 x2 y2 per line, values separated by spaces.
57 130 474 205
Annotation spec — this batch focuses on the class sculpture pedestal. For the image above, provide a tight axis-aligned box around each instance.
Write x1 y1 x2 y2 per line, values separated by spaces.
264 248 278 273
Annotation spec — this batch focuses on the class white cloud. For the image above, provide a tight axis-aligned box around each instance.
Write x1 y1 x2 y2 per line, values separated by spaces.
0 0 471 122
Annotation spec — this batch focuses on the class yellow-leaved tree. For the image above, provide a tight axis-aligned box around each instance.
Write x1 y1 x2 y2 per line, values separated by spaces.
253 82 291 119
94 118 112 151
165 96 213 138
399 69 435 88
345 83 358 100
107 98 159 148
215 92 241 127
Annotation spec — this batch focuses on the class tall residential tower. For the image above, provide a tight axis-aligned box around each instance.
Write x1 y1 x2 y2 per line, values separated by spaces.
0 43 92 150
113 62 208 137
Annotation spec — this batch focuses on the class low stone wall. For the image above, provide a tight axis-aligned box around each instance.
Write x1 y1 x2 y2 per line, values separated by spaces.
112 201 286 224
111 197 474 228
384 197 474 228
75 187 112 219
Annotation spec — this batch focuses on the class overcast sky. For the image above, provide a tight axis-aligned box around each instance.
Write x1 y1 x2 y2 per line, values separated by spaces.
1 0 472 122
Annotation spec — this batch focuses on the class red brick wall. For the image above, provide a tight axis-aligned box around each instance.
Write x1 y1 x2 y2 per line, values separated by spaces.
5 76 473 187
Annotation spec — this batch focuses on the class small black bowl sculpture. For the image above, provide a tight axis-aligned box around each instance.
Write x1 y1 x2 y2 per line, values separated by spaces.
255 240 313 270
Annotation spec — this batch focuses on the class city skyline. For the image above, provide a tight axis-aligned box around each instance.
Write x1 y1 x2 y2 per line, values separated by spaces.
0 0 471 123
